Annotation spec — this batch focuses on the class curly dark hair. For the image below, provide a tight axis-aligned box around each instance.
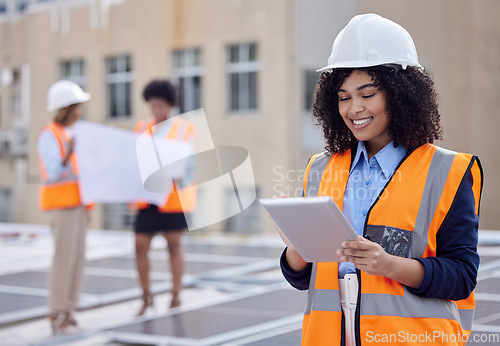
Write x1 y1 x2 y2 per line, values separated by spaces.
142 79 176 106
312 66 443 154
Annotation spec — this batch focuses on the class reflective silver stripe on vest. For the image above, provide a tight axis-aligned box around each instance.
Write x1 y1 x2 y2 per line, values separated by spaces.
305 153 343 315
305 263 317 315
361 287 460 322
305 263 342 313
306 152 330 197
411 147 456 258
459 309 474 331
311 289 342 312
41 176 78 185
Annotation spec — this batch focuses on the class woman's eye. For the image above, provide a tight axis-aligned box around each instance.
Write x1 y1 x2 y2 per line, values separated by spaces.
362 94 375 99
338 96 350 102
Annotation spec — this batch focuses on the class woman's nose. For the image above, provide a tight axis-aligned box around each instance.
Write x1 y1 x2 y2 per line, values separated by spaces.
350 97 365 114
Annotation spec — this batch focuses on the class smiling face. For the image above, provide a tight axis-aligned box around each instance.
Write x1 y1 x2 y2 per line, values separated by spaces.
337 70 391 156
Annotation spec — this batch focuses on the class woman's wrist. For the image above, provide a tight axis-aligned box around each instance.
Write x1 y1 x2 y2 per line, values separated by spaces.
285 247 308 272
385 256 425 289
62 155 70 166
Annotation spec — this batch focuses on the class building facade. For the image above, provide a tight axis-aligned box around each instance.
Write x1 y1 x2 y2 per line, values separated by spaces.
0 0 498 232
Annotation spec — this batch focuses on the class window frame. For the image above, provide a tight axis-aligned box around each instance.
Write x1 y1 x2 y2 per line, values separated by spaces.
105 55 133 119
0 188 12 222
226 43 259 113
60 59 86 88
172 48 204 113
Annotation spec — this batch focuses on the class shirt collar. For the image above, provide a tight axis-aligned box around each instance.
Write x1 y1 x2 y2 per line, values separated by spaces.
350 141 368 174
350 141 408 179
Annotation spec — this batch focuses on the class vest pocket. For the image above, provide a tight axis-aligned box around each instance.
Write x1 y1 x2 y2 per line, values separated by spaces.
365 225 412 258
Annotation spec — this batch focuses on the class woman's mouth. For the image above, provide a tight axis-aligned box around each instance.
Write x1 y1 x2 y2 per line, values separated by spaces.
351 117 373 129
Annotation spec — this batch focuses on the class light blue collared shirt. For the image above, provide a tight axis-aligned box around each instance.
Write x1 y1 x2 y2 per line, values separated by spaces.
37 129 72 182
339 140 408 277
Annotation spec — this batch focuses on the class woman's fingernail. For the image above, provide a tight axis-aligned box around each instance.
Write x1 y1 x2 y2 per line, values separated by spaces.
341 242 346 248
340 256 347 262
336 250 341 256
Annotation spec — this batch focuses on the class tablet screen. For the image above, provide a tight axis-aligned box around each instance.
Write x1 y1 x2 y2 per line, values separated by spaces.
260 197 358 262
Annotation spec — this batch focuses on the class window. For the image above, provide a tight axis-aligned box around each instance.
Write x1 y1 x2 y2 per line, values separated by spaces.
0 188 12 222
0 0 30 14
105 55 133 118
15 0 29 12
11 69 21 116
226 43 258 112
302 70 325 152
172 48 203 113
304 70 318 111
60 59 87 118
60 59 86 88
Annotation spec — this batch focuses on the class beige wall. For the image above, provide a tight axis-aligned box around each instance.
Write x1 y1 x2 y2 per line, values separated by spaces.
1 0 299 232
354 0 499 228
294 0 499 229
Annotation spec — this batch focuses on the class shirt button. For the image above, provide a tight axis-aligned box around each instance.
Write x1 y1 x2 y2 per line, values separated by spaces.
362 210 367 216
370 159 376 166
365 180 370 185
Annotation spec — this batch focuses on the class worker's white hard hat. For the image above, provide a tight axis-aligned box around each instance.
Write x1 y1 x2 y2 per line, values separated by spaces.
47 80 91 112
317 13 422 72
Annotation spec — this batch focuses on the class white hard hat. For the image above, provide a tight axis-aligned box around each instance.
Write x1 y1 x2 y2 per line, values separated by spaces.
317 13 422 72
46 80 91 112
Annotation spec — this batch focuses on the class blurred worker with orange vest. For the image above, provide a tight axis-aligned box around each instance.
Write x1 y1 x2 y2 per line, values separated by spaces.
277 14 483 346
133 79 196 315
37 80 91 334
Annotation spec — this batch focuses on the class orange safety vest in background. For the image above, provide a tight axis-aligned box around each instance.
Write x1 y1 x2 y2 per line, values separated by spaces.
301 144 483 346
38 122 82 211
134 118 197 213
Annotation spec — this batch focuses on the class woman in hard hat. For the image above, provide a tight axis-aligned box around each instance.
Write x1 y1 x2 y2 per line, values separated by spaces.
278 14 482 346
132 80 196 315
37 80 91 334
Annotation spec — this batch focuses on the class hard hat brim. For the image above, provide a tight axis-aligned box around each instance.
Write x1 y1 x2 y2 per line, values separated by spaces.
46 92 91 112
316 60 423 73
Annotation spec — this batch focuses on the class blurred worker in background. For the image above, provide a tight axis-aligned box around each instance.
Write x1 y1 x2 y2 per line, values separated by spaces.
133 79 196 315
37 80 91 334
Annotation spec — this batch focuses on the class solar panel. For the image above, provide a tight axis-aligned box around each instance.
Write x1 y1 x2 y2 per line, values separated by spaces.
110 288 305 345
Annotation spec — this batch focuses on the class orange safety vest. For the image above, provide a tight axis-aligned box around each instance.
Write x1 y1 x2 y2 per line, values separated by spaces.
38 122 82 211
301 144 483 346
134 117 197 213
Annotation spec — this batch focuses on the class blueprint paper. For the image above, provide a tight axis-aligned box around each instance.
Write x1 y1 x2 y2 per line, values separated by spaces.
73 121 170 205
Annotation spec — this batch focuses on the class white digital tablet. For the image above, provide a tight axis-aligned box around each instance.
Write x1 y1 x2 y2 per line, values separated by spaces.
260 196 358 262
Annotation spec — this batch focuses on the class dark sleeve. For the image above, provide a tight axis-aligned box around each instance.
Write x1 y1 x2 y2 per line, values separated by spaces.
407 170 480 300
280 248 313 290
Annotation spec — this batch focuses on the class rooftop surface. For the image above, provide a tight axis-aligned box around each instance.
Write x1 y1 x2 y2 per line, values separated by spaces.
0 223 499 345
